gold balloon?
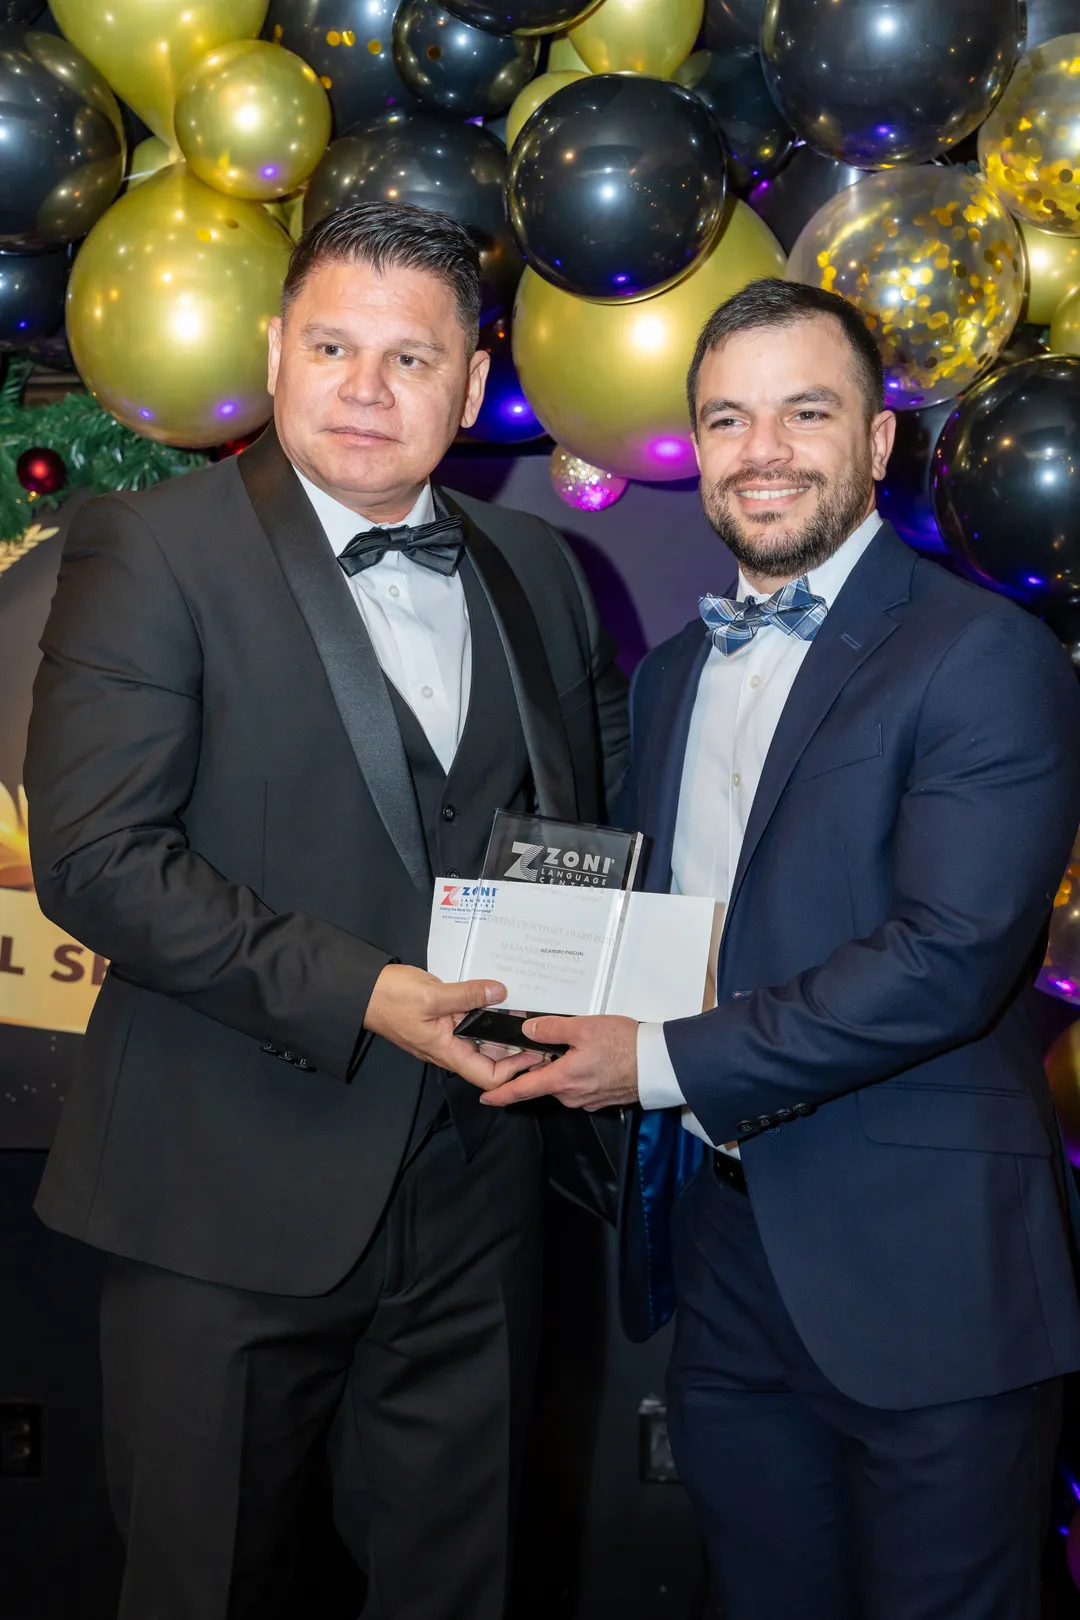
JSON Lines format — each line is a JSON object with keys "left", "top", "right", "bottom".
{"left": 979, "top": 32, "right": 1080, "bottom": 236}
{"left": 506, "top": 70, "right": 587, "bottom": 147}
{"left": 513, "top": 198, "right": 785, "bottom": 480}
{"left": 547, "top": 33, "right": 592, "bottom": 72}
{"left": 1023, "top": 219, "right": 1080, "bottom": 324}
{"left": 174, "top": 40, "right": 331, "bottom": 202}
{"left": 550, "top": 447, "right": 627, "bottom": 509}
{"left": 1051, "top": 284, "right": 1080, "bottom": 352}
{"left": 1045, "top": 1019, "right": 1080, "bottom": 1162}
{"left": 67, "top": 163, "right": 291, "bottom": 448}
{"left": 788, "top": 165, "right": 1025, "bottom": 409}
{"left": 568, "top": 0, "right": 702, "bottom": 77}
{"left": 126, "top": 136, "right": 174, "bottom": 191}
{"left": 50, "top": 0, "right": 269, "bottom": 149}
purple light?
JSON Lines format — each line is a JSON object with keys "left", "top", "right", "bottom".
{"left": 261, "top": 163, "right": 279, "bottom": 180}
{"left": 613, "top": 273, "right": 629, "bottom": 285}
{"left": 1054, "top": 978, "right": 1078, "bottom": 996}
{"left": 217, "top": 400, "right": 238, "bottom": 419}
{"left": 138, "top": 407, "right": 154, "bottom": 420}
{"left": 652, "top": 437, "right": 686, "bottom": 461}
{"left": 1026, "top": 574, "right": 1044, "bottom": 586}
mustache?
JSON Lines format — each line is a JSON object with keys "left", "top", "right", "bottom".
{"left": 712, "top": 467, "right": 828, "bottom": 498}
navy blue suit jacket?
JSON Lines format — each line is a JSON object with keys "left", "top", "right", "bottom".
{"left": 619, "top": 521, "right": 1080, "bottom": 1410}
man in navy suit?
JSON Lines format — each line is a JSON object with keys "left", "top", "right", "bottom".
{"left": 473, "top": 279, "right": 1080, "bottom": 1617}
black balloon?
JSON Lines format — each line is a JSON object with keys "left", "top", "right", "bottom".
{"left": 440, "top": 0, "right": 596, "bottom": 33}
{"left": 762, "top": 0, "right": 1022, "bottom": 167}
{"left": 677, "top": 46, "right": 795, "bottom": 188}
{"left": 0, "top": 246, "right": 67, "bottom": 350}
{"left": 263, "top": 0, "right": 420, "bottom": 134}
{"left": 507, "top": 74, "right": 727, "bottom": 301}
{"left": 1023, "top": 0, "right": 1080, "bottom": 49}
{"left": 3, "top": 1, "right": 44, "bottom": 18}
{"left": 24, "top": 320, "right": 74, "bottom": 371}
{"left": 460, "top": 315, "right": 545, "bottom": 442}
{"left": 304, "top": 112, "right": 522, "bottom": 319}
{"left": 877, "top": 399, "right": 954, "bottom": 554}
{"left": 392, "top": 0, "right": 539, "bottom": 118}
{"left": 705, "top": 0, "right": 765, "bottom": 49}
{"left": 748, "top": 144, "right": 861, "bottom": 254}
{"left": 0, "top": 25, "right": 124, "bottom": 250}
{"left": 932, "top": 356, "right": 1080, "bottom": 601}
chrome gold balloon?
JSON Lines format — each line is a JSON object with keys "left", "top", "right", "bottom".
{"left": 512, "top": 198, "right": 785, "bottom": 480}
{"left": 174, "top": 40, "right": 330, "bottom": 200}
{"left": 547, "top": 33, "right": 591, "bottom": 71}
{"left": 567, "top": 0, "right": 702, "bottom": 78}
{"left": 1050, "top": 283, "right": 1080, "bottom": 351}
{"left": 1046, "top": 1020, "right": 1080, "bottom": 1164}
{"left": 1020, "top": 218, "right": 1080, "bottom": 323}
{"left": 66, "top": 163, "right": 291, "bottom": 447}
{"left": 979, "top": 32, "right": 1080, "bottom": 235}
{"left": 126, "top": 136, "right": 174, "bottom": 192}
{"left": 788, "top": 166, "right": 1025, "bottom": 409}
{"left": 505, "top": 68, "right": 586, "bottom": 146}
{"left": 50, "top": 0, "right": 269, "bottom": 148}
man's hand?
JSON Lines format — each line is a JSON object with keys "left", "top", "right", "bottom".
{"left": 476, "top": 1013, "right": 639, "bottom": 1111}
{"left": 364, "top": 965, "right": 544, "bottom": 1089}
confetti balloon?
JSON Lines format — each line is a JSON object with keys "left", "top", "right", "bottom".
{"left": 1021, "top": 218, "right": 1080, "bottom": 323}
{"left": 980, "top": 33, "right": 1080, "bottom": 235}
{"left": 392, "top": 0, "right": 539, "bottom": 118}
{"left": 174, "top": 40, "right": 331, "bottom": 199}
{"left": 505, "top": 68, "right": 585, "bottom": 147}
{"left": 512, "top": 198, "right": 785, "bottom": 480}
{"left": 550, "top": 447, "right": 627, "bottom": 511}
{"left": 788, "top": 166, "right": 1025, "bottom": 409}
{"left": 66, "top": 163, "right": 291, "bottom": 447}
{"left": 567, "top": 0, "right": 702, "bottom": 78}
{"left": 262, "top": 0, "right": 420, "bottom": 132}
{"left": 1040, "top": 835, "right": 1080, "bottom": 1018}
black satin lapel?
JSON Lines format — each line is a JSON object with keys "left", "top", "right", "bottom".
{"left": 726, "top": 524, "right": 915, "bottom": 917}
{"left": 437, "top": 488, "right": 577, "bottom": 820}
{"left": 238, "top": 426, "right": 431, "bottom": 893}
{"left": 643, "top": 624, "right": 711, "bottom": 894}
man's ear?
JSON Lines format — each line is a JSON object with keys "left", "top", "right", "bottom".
{"left": 267, "top": 316, "right": 282, "bottom": 396}
{"left": 460, "top": 347, "right": 491, "bottom": 431}
{"left": 692, "top": 431, "right": 701, "bottom": 472}
{"left": 870, "top": 409, "right": 896, "bottom": 481}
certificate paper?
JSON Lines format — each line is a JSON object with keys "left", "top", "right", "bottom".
{"left": 458, "top": 881, "right": 626, "bottom": 1017}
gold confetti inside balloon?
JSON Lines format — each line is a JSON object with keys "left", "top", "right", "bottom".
{"left": 787, "top": 166, "right": 1024, "bottom": 409}
{"left": 979, "top": 33, "right": 1080, "bottom": 236}
{"left": 174, "top": 40, "right": 331, "bottom": 201}
{"left": 50, "top": 0, "right": 269, "bottom": 149}
{"left": 1021, "top": 216, "right": 1080, "bottom": 324}
{"left": 506, "top": 69, "right": 586, "bottom": 147}
{"left": 126, "top": 136, "right": 174, "bottom": 191}
{"left": 67, "top": 163, "right": 291, "bottom": 447}
{"left": 513, "top": 198, "right": 785, "bottom": 480}
{"left": 550, "top": 447, "right": 628, "bottom": 509}
{"left": 568, "top": 0, "right": 702, "bottom": 77}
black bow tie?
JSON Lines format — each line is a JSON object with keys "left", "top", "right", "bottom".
{"left": 337, "top": 515, "right": 465, "bottom": 578}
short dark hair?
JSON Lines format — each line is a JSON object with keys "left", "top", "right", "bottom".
{"left": 282, "top": 200, "right": 482, "bottom": 351}
{"left": 686, "top": 278, "right": 886, "bottom": 425}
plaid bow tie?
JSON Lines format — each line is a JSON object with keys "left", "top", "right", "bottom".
{"left": 700, "top": 575, "right": 827, "bottom": 656}
{"left": 338, "top": 515, "right": 464, "bottom": 578}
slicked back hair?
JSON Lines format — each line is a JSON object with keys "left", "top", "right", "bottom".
{"left": 281, "top": 200, "right": 482, "bottom": 352}
{"left": 686, "top": 278, "right": 886, "bottom": 426}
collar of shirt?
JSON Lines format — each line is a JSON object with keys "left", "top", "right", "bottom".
{"left": 294, "top": 469, "right": 437, "bottom": 556}
{"left": 735, "top": 508, "right": 883, "bottom": 607}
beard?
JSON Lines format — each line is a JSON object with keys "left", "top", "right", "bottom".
{"left": 701, "top": 445, "right": 875, "bottom": 579}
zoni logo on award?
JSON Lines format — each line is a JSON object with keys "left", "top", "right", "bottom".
{"left": 503, "top": 841, "right": 617, "bottom": 886}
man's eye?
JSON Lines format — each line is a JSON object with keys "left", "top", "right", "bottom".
{"left": 794, "top": 410, "right": 826, "bottom": 422}
{"left": 398, "top": 353, "right": 421, "bottom": 368}
{"left": 708, "top": 416, "right": 741, "bottom": 430}
{"left": 320, "top": 344, "right": 343, "bottom": 358}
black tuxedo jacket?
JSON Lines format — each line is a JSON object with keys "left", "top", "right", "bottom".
{"left": 26, "top": 427, "right": 628, "bottom": 1294}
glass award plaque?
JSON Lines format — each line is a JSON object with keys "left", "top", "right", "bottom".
{"left": 454, "top": 812, "right": 644, "bottom": 1052}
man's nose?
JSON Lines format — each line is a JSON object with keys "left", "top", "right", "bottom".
{"left": 338, "top": 356, "right": 394, "bottom": 408}
{"left": 740, "top": 416, "right": 794, "bottom": 465}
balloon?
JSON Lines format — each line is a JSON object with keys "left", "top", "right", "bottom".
{"left": 876, "top": 398, "right": 954, "bottom": 553}
{"left": 704, "top": 0, "right": 763, "bottom": 49}
{"left": 0, "top": 25, "right": 125, "bottom": 250}
{"left": 787, "top": 166, "right": 1025, "bottom": 410}
{"left": 675, "top": 47, "right": 795, "bottom": 188}
{"left": 508, "top": 75, "right": 727, "bottom": 300}
{"left": 459, "top": 315, "right": 545, "bottom": 441}
{"left": 931, "top": 355, "right": 1080, "bottom": 599}
{"left": 980, "top": 33, "right": 1080, "bottom": 235}
{"left": 303, "top": 112, "right": 522, "bottom": 320}
{"left": 550, "top": 446, "right": 627, "bottom": 509}
{"left": 25, "top": 323, "right": 75, "bottom": 371}
{"left": 392, "top": 0, "right": 539, "bottom": 117}
{"left": 441, "top": 0, "right": 599, "bottom": 33}
{"left": 3, "top": 1, "right": 44, "bottom": 17}
{"left": 1021, "top": 219, "right": 1080, "bottom": 324}
{"left": 1024, "top": 0, "right": 1080, "bottom": 50}
{"left": 50, "top": 0, "right": 268, "bottom": 149}
{"left": 1051, "top": 283, "right": 1080, "bottom": 353}
{"left": 505, "top": 68, "right": 585, "bottom": 147}
{"left": 761, "top": 0, "right": 1022, "bottom": 168}
{"left": 66, "top": 163, "right": 291, "bottom": 447}
{"left": 126, "top": 136, "right": 173, "bottom": 191}
{"left": 748, "top": 145, "right": 862, "bottom": 255}
{"left": 0, "top": 248, "right": 68, "bottom": 350}
{"left": 1046, "top": 1023, "right": 1080, "bottom": 1165}
{"left": 263, "top": 0, "right": 420, "bottom": 133}
{"left": 547, "top": 32, "right": 590, "bottom": 71}
{"left": 174, "top": 40, "right": 331, "bottom": 200}
{"left": 512, "top": 197, "right": 786, "bottom": 480}
{"left": 567, "top": 0, "right": 702, "bottom": 78}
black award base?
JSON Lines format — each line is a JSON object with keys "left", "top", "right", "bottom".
{"left": 453, "top": 1007, "right": 569, "bottom": 1055}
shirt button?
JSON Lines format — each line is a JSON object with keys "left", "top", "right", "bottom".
{"left": 732, "top": 772, "right": 741, "bottom": 787}
{"left": 749, "top": 674, "right": 762, "bottom": 689}
{"left": 388, "top": 584, "right": 400, "bottom": 599}
{"left": 421, "top": 684, "right": 434, "bottom": 699}
{"left": 442, "top": 805, "right": 457, "bottom": 822}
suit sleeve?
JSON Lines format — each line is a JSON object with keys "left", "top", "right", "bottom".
{"left": 25, "top": 496, "right": 392, "bottom": 1082}
{"left": 665, "top": 608, "right": 1080, "bottom": 1144}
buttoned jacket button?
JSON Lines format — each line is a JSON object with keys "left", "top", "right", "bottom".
{"left": 735, "top": 1119, "right": 755, "bottom": 1134}
{"left": 441, "top": 804, "right": 456, "bottom": 821}
{"left": 755, "top": 1115, "right": 773, "bottom": 1131}
{"left": 793, "top": 1102, "right": 815, "bottom": 1117}
{"left": 776, "top": 1107, "right": 796, "bottom": 1122}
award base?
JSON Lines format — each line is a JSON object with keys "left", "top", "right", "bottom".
{"left": 453, "top": 1007, "right": 569, "bottom": 1055}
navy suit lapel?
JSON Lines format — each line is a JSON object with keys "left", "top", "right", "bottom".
{"left": 726, "top": 522, "right": 916, "bottom": 917}
{"left": 641, "top": 622, "right": 711, "bottom": 893}
{"left": 238, "top": 425, "right": 431, "bottom": 894}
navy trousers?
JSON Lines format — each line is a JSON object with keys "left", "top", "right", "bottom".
{"left": 666, "top": 1162, "right": 1062, "bottom": 1620}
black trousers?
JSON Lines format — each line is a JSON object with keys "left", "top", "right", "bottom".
{"left": 666, "top": 1163, "right": 1062, "bottom": 1620}
{"left": 99, "top": 1112, "right": 544, "bottom": 1620}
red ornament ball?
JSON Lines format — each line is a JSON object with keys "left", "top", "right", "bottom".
{"left": 16, "top": 446, "right": 67, "bottom": 496}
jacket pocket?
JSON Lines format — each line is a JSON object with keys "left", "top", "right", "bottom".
{"left": 858, "top": 1082, "right": 1052, "bottom": 1156}
{"left": 795, "top": 721, "right": 883, "bottom": 783}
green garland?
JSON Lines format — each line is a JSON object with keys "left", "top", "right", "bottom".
{"left": 0, "top": 358, "right": 207, "bottom": 545}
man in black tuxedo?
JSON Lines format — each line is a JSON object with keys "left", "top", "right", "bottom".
{"left": 25, "top": 201, "right": 626, "bottom": 1620}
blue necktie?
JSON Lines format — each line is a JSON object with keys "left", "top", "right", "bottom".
{"left": 700, "top": 575, "right": 827, "bottom": 656}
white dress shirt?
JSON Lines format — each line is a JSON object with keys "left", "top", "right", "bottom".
{"left": 297, "top": 471, "right": 471, "bottom": 774}
{"left": 636, "top": 509, "right": 883, "bottom": 1150}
